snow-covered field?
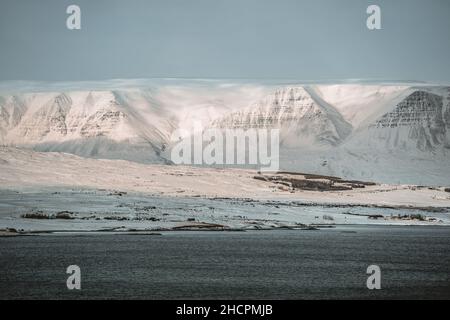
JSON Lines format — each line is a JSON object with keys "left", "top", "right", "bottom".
{"left": 1, "top": 147, "right": 450, "bottom": 234}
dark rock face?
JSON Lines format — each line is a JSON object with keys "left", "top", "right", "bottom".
{"left": 48, "top": 94, "right": 72, "bottom": 135}
{"left": 374, "top": 91, "right": 444, "bottom": 129}
{"left": 80, "top": 109, "right": 127, "bottom": 137}
{"left": 369, "top": 90, "right": 450, "bottom": 151}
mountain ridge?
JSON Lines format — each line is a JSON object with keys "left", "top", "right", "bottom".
{"left": 1, "top": 83, "right": 449, "bottom": 184}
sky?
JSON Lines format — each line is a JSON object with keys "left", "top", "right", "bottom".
{"left": 0, "top": 0, "right": 449, "bottom": 82}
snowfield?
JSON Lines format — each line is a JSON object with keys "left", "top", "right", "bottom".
{"left": 1, "top": 147, "right": 450, "bottom": 233}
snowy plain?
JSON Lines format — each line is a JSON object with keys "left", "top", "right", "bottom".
{"left": 1, "top": 147, "right": 450, "bottom": 233}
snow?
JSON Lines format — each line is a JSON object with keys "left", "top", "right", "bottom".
{"left": 1, "top": 80, "right": 450, "bottom": 233}
{"left": 311, "top": 84, "right": 413, "bottom": 128}
{"left": 0, "top": 147, "right": 449, "bottom": 232}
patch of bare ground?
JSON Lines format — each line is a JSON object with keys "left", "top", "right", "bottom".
{"left": 254, "top": 171, "right": 376, "bottom": 192}
{"left": 21, "top": 211, "right": 76, "bottom": 219}
{"left": 172, "top": 222, "right": 229, "bottom": 231}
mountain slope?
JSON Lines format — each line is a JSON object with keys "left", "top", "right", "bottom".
{"left": 346, "top": 89, "right": 450, "bottom": 153}
{"left": 211, "top": 87, "right": 352, "bottom": 148}
{"left": 278, "top": 87, "right": 450, "bottom": 185}
{"left": 0, "top": 90, "right": 175, "bottom": 162}
{"left": 1, "top": 81, "right": 449, "bottom": 185}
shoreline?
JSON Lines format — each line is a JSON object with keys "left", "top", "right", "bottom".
{"left": 3, "top": 223, "right": 450, "bottom": 238}
{"left": 2, "top": 186, "right": 449, "bottom": 235}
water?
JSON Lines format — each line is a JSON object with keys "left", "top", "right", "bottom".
{"left": 1, "top": 225, "right": 450, "bottom": 299}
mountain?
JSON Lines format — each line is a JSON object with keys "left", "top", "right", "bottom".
{"left": 281, "top": 86, "right": 450, "bottom": 185}
{"left": 0, "top": 80, "right": 449, "bottom": 185}
{"left": 0, "top": 82, "right": 266, "bottom": 162}
{"left": 0, "top": 90, "right": 177, "bottom": 163}
{"left": 211, "top": 86, "right": 352, "bottom": 148}
{"left": 199, "top": 84, "right": 450, "bottom": 185}
{"left": 351, "top": 89, "right": 450, "bottom": 152}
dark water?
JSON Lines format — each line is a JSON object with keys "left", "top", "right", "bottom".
{"left": 1, "top": 225, "right": 450, "bottom": 300}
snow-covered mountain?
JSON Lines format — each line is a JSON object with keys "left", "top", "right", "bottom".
{"left": 0, "top": 90, "right": 179, "bottom": 163}
{"left": 351, "top": 89, "right": 450, "bottom": 152}
{"left": 1, "top": 80, "right": 449, "bottom": 185}
{"left": 280, "top": 86, "right": 450, "bottom": 185}
{"left": 211, "top": 86, "right": 352, "bottom": 148}
{"left": 208, "top": 84, "right": 450, "bottom": 184}
{"left": 0, "top": 82, "right": 268, "bottom": 162}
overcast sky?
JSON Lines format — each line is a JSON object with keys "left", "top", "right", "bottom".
{"left": 0, "top": 0, "right": 449, "bottom": 82}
